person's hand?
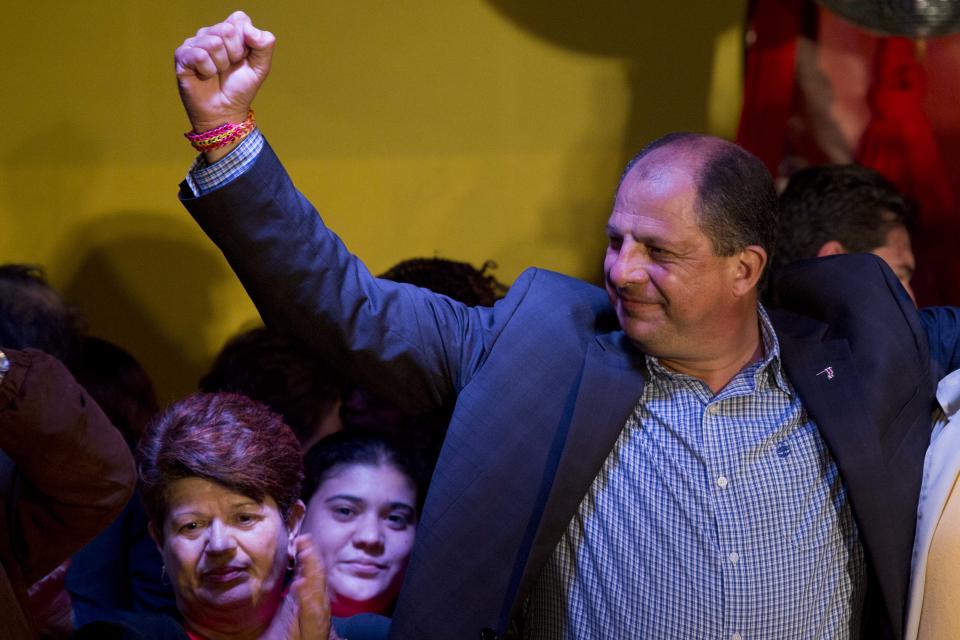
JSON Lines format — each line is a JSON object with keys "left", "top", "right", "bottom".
{"left": 27, "top": 560, "right": 74, "bottom": 638}
{"left": 174, "top": 11, "right": 275, "bottom": 134}
{"left": 261, "top": 535, "right": 337, "bottom": 640}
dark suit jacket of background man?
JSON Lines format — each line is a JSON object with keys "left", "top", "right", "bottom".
{"left": 182, "top": 140, "right": 960, "bottom": 640}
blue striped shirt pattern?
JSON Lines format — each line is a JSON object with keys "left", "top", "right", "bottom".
{"left": 524, "top": 307, "right": 865, "bottom": 639}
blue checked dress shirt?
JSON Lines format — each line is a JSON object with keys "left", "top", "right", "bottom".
{"left": 185, "top": 128, "right": 265, "bottom": 196}
{"left": 189, "top": 136, "right": 867, "bottom": 639}
{"left": 524, "top": 307, "right": 865, "bottom": 640}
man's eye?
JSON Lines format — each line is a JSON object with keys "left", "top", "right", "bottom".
{"left": 332, "top": 506, "right": 355, "bottom": 519}
{"left": 608, "top": 237, "right": 623, "bottom": 251}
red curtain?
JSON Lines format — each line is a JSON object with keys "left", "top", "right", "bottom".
{"left": 735, "top": 0, "right": 805, "bottom": 176}
{"left": 737, "top": 0, "right": 960, "bottom": 305}
{"left": 856, "top": 37, "right": 960, "bottom": 305}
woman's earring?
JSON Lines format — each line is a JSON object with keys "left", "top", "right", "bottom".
{"left": 288, "top": 535, "right": 298, "bottom": 568}
{"left": 161, "top": 564, "right": 170, "bottom": 586}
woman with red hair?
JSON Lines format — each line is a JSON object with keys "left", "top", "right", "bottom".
{"left": 135, "top": 392, "right": 330, "bottom": 640}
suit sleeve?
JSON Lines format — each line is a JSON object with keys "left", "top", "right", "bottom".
{"left": 0, "top": 348, "right": 136, "bottom": 585}
{"left": 180, "top": 139, "right": 531, "bottom": 414}
{"left": 920, "top": 306, "right": 960, "bottom": 381}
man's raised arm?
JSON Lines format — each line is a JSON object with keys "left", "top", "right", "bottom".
{"left": 174, "top": 13, "right": 534, "bottom": 415}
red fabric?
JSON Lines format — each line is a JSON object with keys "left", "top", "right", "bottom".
{"left": 735, "top": 0, "right": 806, "bottom": 176}
{"left": 856, "top": 38, "right": 960, "bottom": 305}
{"left": 737, "top": 3, "right": 960, "bottom": 304}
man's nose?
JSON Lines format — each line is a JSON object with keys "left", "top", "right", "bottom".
{"left": 609, "top": 244, "right": 650, "bottom": 288}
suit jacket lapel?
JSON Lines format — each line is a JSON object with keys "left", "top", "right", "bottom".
{"left": 776, "top": 322, "right": 904, "bottom": 631}
{"left": 508, "top": 332, "right": 646, "bottom": 616}
{"left": 778, "top": 329, "right": 885, "bottom": 477}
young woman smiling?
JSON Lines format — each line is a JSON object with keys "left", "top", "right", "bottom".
{"left": 301, "top": 432, "right": 424, "bottom": 618}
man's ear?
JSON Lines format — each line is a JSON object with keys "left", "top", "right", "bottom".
{"left": 732, "top": 245, "right": 767, "bottom": 296}
{"left": 816, "top": 240, "right": 848, "bottom": 257}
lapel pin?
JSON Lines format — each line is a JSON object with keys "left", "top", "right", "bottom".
{"left": 816, "top": 366, "right": 835, "bottom": 380}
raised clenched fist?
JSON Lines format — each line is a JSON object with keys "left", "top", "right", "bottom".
{"left": 175, "top": 11, "right": 275, "bottom": 136}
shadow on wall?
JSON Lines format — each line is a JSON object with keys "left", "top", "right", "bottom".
{"left": 53, "top": 212, "right": 232, "bottom": 403}
{"left": 495, "top": 96, "right": 624, "bottom": 287}
{"left": 1, "top": 121, "right": 232, "bottom": 402}
{"left": 0, "top": 123, "right": 103, "bottom": 258}
{"left": 485, "top": 0, "right": 743, "bottom": 284}
{"left": 485, "top": 1, "right": 740, "bottom": 154}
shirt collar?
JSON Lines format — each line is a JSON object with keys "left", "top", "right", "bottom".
{"left": 756, "top": 304, "right": 792, "bottom": 395}
{"left": 643, "top": 303, "right": 792, "bottom": 396}
{"left": 937, "top": 367, "right": 960, "bottom": 419}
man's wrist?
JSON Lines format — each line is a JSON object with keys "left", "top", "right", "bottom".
{"left": 186, "top": 128, "right": 264, "bottom": 196}
{"left": 189, "top": 110, "right": 250, "bottom": 134}
{"left": 185, "top": 111, "right": 256, "bottom": 163}
{"left": 204, "top": 136, "right": 246, "bottom": 164}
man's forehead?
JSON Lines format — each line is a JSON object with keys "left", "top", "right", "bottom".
{"left": 622, "top": 144, "right": 705, "bottom": 185}
{"left": 617, "top": 153, "right": 701, "bottom": 205}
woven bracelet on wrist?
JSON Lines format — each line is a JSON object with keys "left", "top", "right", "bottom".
{"left": 184, "top": 110, "right": 256, "bottom": 152}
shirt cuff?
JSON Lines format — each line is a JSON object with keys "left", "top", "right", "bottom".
{"left": 184, "top": 128, "right": 265, "bottom": 197}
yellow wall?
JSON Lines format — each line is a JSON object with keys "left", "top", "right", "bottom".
{"left": 2, "top": 1, "right": 745, "bottom": 401}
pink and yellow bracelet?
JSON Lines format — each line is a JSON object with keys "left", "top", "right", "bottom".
{"left": 184, "top": 110, "right": 256, "bottom": 152}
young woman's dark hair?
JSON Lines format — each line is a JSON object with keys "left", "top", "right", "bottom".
{"left": 302, "top": 430, "right": 427, "bottom": 511}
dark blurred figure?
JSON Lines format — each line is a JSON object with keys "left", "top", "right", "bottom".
{"left": 0, "top": 265, "right": 138, "bottom": 637}
{"left": 775, "top": 164, "right": 918, "bottom": 302}
{"left": 71, "top": 337, "right": 159, "bottom": 448}
{"left": 199, "top": 327, "right": 346, "bottom": 451}
{"left": 0, "top": 264, "right": 84, "bottom": 366}
{"left": 379, "top": 258, "right": 508, "bottom": 307}
{"left": 0, "top": 348, "right": 135, "bottom": 638}
{"left": 65, "top": 337, "right": 178, "bottom": 629}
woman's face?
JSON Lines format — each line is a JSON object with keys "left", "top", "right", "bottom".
{"left": 304, "top": 462, "right": 417, "bottom": 617}
{"left": 155, "top": 477, "right": 304, "bottom": 635}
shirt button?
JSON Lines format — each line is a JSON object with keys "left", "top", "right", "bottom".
{"left": 716, "top": 475, "right": 729, "bottom": 489}
{"left": 707, "top": 404, "right": 720, "bottom": 414}
{"left": 728, "top": 551, "right": 740, "bottom": 564}
{"left": 732, "top": 634, "right": 743, "bottom": 640}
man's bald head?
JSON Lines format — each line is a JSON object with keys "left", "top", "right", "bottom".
{"left": 621, "top": 133, "right": 779, "bottom": 265}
